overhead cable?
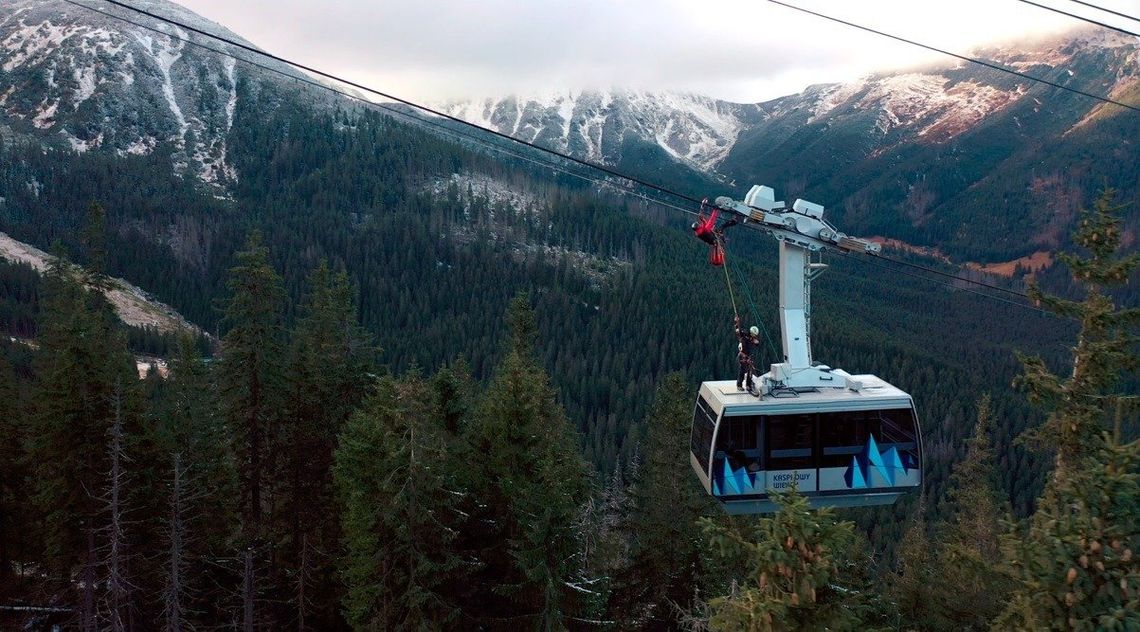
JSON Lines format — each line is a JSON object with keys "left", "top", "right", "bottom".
{"left": 62, "top": 0, "right": 701, "bottom": 220}
{"left": 767, "top": 0, "right": 1140, "bottom": 113}
{"left": 840, "top": 252, "right": 1058, "bottom": 317}
{"left": 1015, "top": 0, "right": 1140, "bottom": 37}
{"left": 72, "top": 0, "right": 705, "bottom": 208}
{"left": 1065, "top": 0, "right": 1140, "bottom": 24}
{"left": 64, "top": 0, "right": 1068, "bottom": 314}
{"left": 863, "top": 252, "right": 1032, "bottom": 299}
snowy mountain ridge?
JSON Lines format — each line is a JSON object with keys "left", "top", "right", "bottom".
{"left": 441, "top": 89, "right": 761, "bottom": 172}
{"left": 442, "top": 30, "right": 1139, "bottom": 175}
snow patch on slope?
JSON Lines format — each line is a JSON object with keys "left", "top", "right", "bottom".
{"left": 427, "top": 172, "right": 546, "bottom": 224}
{"left": 72, "top": 64, "right": 96, "bottom": 106}
{"left": 2, "top": 19, "right": 76, "bottom": 72}
{"left": 32, "top": 99, "right": 58, "bottom": 128}
{"left": 131, "top": 27, "right": 189, "bottom": 141}
{"left": 850, "top": 73, "right": 1024, "bottom": 138}
{"left": 809, "top": 82, "right": 865, "bottom": 121}
{"left": 124, "top": 137, "right": 157, "bottom": 156}
{"left": 426, "top": 173, "right": 630, "bottom": 287}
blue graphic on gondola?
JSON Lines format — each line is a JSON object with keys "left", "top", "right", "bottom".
{"left": 844, "top": 435, "right": 910, "bottom": 489}
{"left": 713, "top": 458, "right": 756, "bottom": 496}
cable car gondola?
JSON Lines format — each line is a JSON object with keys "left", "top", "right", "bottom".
{"left": 689, "top": 185, "right": 923, "bottom": 514}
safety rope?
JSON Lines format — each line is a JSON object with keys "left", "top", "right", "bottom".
{"left": 720, "top": 239, "right": 738, "bottom": 320}
{"left": 723, "top": 248, "right": 781, "bottom": 367}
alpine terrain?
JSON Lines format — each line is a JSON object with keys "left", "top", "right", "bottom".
{"left": 0, "top": 0, "right": 1136, "bottom": 630}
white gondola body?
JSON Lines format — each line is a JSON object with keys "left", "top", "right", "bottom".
{"left": 691, "top": 379, "right": 922, "bottom": 513}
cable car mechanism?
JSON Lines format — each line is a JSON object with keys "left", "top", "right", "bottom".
{"left": 690, "top": 185, "right": 923, "bottom": 514}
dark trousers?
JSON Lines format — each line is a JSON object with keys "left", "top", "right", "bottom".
{"left": 737, "top": 360, "right": 754, "bottom": 389}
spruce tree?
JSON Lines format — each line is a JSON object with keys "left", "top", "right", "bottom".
{"left": 27, "top": 254, "right": 137, "bottom": 588}
{"left": 701, "top": 490, "right": 864, "bottom": 631}
{"left": 893, "top": 397, "right": 1013, "bottom": 630}
{"left": 430, "top": 358, "right": 474, "bottom": 437}
{"left": 279, "top": 260, "right": 375, "bottom": 628}
{"left": 217, "top": 231, "right": 285, "bottom": 543}
{"left": 931, "top": 395, "right": 1012, "bottom": 629}
{"left": 612, "top": 373, "right": 713, "bottom": 629}
{"left": 999, "top": 189, "right": 1139, "bottom": 629}
{"left": 334, "top": 374, "right": 462, "bottom": 629}
{"left": 998, "top": 441, "right": 1139, "bottom": 630}
{"left": 1015, "top": 189, "right": 1139, "bottom": 479}
{"left": 889, "top": 504, "right": 942, "bottom": 629}
{"left": 158, "top": 337, "right": 238, "bottom": 628}
{"left": 460, "top": 293, "right": 592, "bottom": 628}
{"left": 0, "top": 350, "right": 24, "bottom": 587}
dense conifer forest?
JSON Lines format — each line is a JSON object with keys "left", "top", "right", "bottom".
{"left": 0, "top": 81, "right": 1135, "bottom": 629}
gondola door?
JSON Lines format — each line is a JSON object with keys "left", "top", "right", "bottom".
{"left": 763, "top": 414, "right": 817, "bottom": 494}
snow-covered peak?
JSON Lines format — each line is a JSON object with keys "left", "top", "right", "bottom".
{"left": 441, "top": 89, "right": 758, "bottom": 171}
{"left": 788, "top": 27, "right": 1138, "bottom": 143}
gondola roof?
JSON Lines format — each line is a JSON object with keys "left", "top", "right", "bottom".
{"left": 698, "top": 375, "right": 913, "bottom": 417}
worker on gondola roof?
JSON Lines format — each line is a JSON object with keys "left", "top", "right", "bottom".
{"left": 734, "top": 315, "right": 760, "bottom": 393}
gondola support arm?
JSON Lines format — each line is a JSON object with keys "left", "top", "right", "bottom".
{"left": 713, "top": 185, "right": 881, "bottom": 393}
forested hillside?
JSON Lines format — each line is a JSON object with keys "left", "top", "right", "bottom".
{"left": 0, "top": 184, "right": 1134, "bottom": 629}
{"left": 0, "top": 79, "right": 1070, "bottom": 501}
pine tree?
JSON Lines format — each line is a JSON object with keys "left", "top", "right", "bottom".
{"left": 333, "top": 374, "right": 462, "bottom": 630}
{"left": 999, "top": 189, "right": 1140, "bottom": 629}
{"left": 701, "top": 490, "right": 864, "bottom": 632}
{"left": 459, "top": 293, "right": 592, "bottom": 627}
{"left": 613, "top": 373, "right": 713, "bottom": 629}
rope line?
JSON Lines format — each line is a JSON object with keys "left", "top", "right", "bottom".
{"left": 724, "top": 249, "right": 781, "bottom": 366}
{"left": 721, "top": 244, "right": 739, "bottom": 320}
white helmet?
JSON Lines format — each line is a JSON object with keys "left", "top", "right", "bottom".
{"left": 749, "top": 326, "right": 759, "bottom": 337}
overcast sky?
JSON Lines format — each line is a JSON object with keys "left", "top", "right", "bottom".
{"left": 172, "top": 0, "right": 1140, "bottom": 103}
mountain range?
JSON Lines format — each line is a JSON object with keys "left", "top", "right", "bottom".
{"left": 441, "top": 30, "right": 1139, "bottom": 261}
{"left": 3, "top": 1, "right": 1137, "bottom": 263}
